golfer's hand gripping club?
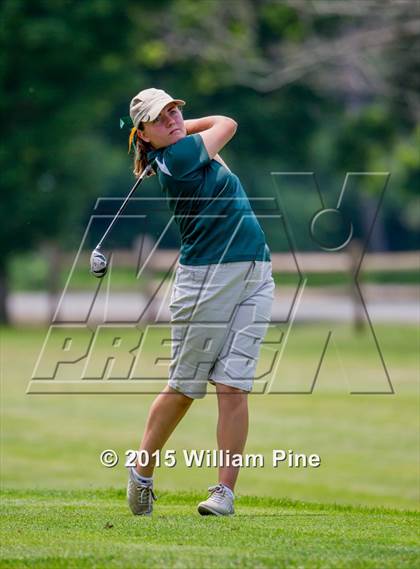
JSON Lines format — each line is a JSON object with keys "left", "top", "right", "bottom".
{"left": 90, "top": 163, "right": 154, "bottom": 278}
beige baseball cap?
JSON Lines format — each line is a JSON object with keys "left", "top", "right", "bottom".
{"left": 129, "top": 88, "right": 185, "bottom": 127}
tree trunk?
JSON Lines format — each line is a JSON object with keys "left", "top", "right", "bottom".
{"left": 0, "top": 259, "right": 10, "bottom": 325}
{"left": 360, "top": 194, "right": 388, "bottom": 252}
{"left": 42, "top": 242, "right": 62, "bottom": 322}
{"left": 348, "top": 239, "right": 365, "bottom": 334}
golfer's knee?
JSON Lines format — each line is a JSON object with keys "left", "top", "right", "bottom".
{"left": 165, "top": 385, "right": 196, "bottom": 406}
{"left": 216, "top": 384, "right": 249, "bottom": 410}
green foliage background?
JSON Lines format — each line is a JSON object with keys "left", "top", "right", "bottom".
{"left": 1, "top": 0, "right": 419, "bottom": 291}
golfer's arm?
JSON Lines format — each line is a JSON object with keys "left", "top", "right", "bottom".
{"left": 213, "top": 153, "right": 231, "bottom": 171}
{"left": 184, "top": 117, "right": 221, "bottom": 135}
{"left": 184, "top": 116, "right": 237, "bottom": 159}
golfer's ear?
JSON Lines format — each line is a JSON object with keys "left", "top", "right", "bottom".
{"left": 137, "top": 129, "right": 150, "bottom": 143}
{"left": 200, "top": 117, "right": 237, "bottom": 159}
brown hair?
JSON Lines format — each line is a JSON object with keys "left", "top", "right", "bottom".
{"left": 129, "top": 124, "right": 154, "bottom": 178}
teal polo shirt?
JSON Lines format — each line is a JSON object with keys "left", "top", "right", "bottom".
{"left": 147, "top": 133, "right": 270, "bottom": 266}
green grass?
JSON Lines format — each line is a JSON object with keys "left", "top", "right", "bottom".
{"left": 1, "top": 324, "right": 418, "bottom": 567}
{"left": 1, "top": 325, "right": 418, "bottom": 507}
{"left": 274, "top": 269, "right": 420, "bottom": 287}
{"left": 1, "top": 489, "right": 418, "bottom": 568}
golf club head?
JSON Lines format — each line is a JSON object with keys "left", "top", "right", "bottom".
{"left": 90, "top": 247, "right": 108, "bottom": 278}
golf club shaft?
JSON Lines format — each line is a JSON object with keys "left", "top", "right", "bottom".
{"left": 96, "top": 163, "right": 153, "bottom": 250}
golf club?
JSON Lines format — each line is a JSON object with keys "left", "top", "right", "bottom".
{"left": 90, "top": 162, "right": 154, "bottom": 278}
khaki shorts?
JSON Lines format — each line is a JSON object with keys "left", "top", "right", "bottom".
{"left": 168, "top": 260, "right": 274, "bottom": 399}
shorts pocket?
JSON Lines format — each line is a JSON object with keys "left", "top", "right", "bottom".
{"left": 177, "top": 265, "right": 210, "bottom": 284}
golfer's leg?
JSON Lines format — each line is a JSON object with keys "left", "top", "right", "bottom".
{"left": 216, "top": 383, "right": 249, "bottom": 491}
{"left": 136, "top": 385, "right": 193, "bottom": 477}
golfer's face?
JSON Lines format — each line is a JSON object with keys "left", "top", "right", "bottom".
{"left": 141, "top": 103, "right": 186, "bottom": 149}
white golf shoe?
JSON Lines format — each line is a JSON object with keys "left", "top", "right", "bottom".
{"left": 127, "top": 469, "right": 157, "bottom": 516}
{"left": 197, "top": 484, "right": 235, "bottom": 516}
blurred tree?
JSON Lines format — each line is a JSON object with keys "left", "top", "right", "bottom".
{"left": 1, "top": 0, "right": 419, "bottom": 323}
{"left": 0, "top": 0, "right": 138, "bottom": 322}
{"left": 124, "top": 0, "right": 419, "bottom": 253}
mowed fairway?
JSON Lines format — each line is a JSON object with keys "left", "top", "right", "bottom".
{"left": 1, "top": 324, "right": 419, "bottom": 567}
{"left": 1, "top": 489, "right": 418, "bottom": 569}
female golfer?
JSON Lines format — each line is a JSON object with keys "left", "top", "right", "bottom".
{"left": 126, "top": 88, "right": 274, "bottom": 516}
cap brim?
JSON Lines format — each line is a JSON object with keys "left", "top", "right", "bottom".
{"left": 148, "top": 98, "right": 186, "bottom": 121}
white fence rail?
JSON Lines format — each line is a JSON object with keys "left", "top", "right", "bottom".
{"left": 62, "top": 249, "right": 419, "bottom": 272}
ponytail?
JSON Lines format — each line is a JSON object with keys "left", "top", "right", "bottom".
{"left": 128, "top": 125, "right": 155, "bottom": 178}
